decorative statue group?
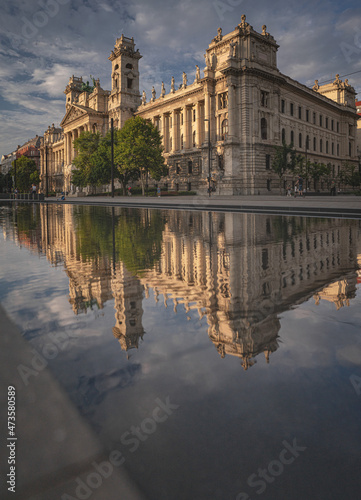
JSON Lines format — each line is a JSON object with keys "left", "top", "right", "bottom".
{"left": 141, "top": 65, "right": 201, "bottom": 104}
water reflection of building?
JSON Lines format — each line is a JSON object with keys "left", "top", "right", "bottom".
{"left": 2, "top": 205, "right": 361, "bottom": 369}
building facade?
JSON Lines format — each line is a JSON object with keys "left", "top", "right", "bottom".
{"left": 40, "top": 14, "right": 359, "bottom": 195}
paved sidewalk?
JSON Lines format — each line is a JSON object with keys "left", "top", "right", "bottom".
{"left": 43, "top": 194, "right": 361, "bottom": 218}
{"left": 0, "top": 305, "right": 146, "bottom": 500}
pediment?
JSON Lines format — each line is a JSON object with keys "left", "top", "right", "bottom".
{"left": 60, "top": 105, "right": 88, "bottom": 127}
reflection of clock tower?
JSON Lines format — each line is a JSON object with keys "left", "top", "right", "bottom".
{"left": 112, "top": 264, "right": 145, "bottom": 351}
{"left": 108, "top": 35, "right": 142, "bottom": 129}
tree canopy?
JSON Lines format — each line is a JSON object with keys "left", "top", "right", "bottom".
{"left": 271, "top": 142, "right": 297, "bottom": 193}
{"left": 10, "top": 156, "right": 40, "bottom": 192}
{"left": 115, "top": 116, "right": 167, "bottom": 195}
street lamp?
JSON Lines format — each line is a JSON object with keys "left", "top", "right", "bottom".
{"left": 204, "top": 118, "right": 211, "bottom": 197}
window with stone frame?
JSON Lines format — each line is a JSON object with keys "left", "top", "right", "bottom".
{"left": 265, "top": 154, "right": 271, "bottom": 170}
{"left": 176, "top": 162, "right": 181, "bottom": 174}
{"left": 261, "top": 91, "right": 269, "bottom": 108}
{"left": 218, "top": 92, "right": 228, "bottom": 110}
{"left": 193, "top": 131, "right": 196, "bottom": 147}
{"left": 193, "top": 109, "right": 196, "bottom": 122}
{"left": 221, "top": 119, "right": 229, "bottom": 140}
{"left": 188, "top": 160, "right": 193, "bottom": 174}
{"left": 261, "top": 118, "right": 267, "bottom": 140}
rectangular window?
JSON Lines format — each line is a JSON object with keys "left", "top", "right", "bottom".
{"left": 331, "top": 119, "right": 334, "bottom": 131}
{"left": 290, "top": 103, "right": 294, "bottom": 116}
{"left": 313, "top": 112, "right": 316, "bottom": 124}
{"left": 337, "top": 122, "right": 339, "bottom": 133}
{"left": 281, "top": 100, "right": 285, "bottom": 113}
{"left": 319, "top": 115, "right": 323, "bottom": 127}
{"left": 298, "top": 106, "right": 302, "bottom": 119}
{"left": 193, "top": 109, "right": 196, "bottom": 122}
{"left": 261, "top": 91, "right": 269, "bottom": 107}
{"left": 218, "top": 92, "right": 228, "bottom": 109}
{"left": 266, "top": 154, "right": 271, "bottom": 170}
{"left": 306, "top": 110, "right": 309, "bottom": 122}
{"left": 326, "top": 117, "right": 329, "bottom": 129}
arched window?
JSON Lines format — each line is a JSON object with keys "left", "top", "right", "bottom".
{"left": 320, "top": 139, "right": 323, "bottom": 152}
{"left": 290, "top": 130, "right": 294, "bottom": 145}
{"left": 349, "top": 142, "right": 352, "bottom": 156}
{"left": 261, "top": 118, "right": 267, "bottom": 140}
{"left": 299, "top": 133, "right": 302, "bottom": 148}
{"left": 306, "top": 135, "right": 310, "bottom": 150}
{"left": 326, "top": 141, "right": 329, "bottom": 154}
{"left": 221, "top": 119, "right": 228, "bottom": 140}
{"left": 188, "top": 161, "right": 193, "bottom": 174}
{"left": 313, "top": 137, "right": 316, "bottom": 151}
{"left": 126, "top": 63, "right": 133, "bottom": 70}
{"left": 281, "top": 128, "right": 285, "bottom": 142}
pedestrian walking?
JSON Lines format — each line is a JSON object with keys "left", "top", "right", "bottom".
{"left": 157, "top": 186, "right": 161, "bottom": 198}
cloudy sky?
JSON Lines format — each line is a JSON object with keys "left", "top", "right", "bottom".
{"left": 0, "top": 0, "right": 361, "bottom": 158}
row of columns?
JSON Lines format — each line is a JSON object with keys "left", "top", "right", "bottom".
{"left": 151, "top": 86, "right": 236, "bottom": 154}
{"left": 152, "top": 101, "right": 206, "bottom": 153}
{"left": 64, "top": 123, "right": 97, "bottom": 165}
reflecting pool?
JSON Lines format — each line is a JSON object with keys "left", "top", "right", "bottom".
{"left": 1, "top": 203, "right": 361, "bottom": 500}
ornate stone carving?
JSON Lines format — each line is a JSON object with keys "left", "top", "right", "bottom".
{"left": 195, "top": 65, "right": 200, "bottom": 82}
{"left": 161, "top": 81, "right": 166, "bottom": 97}
{"left": 313, "top": 79, "right": 319, "bottom": 91}
{"left": 213, "top": 27, "right": 223, "bottom": 43}
{"left": 182, "top": 72, "right": 187, "bottom": 88}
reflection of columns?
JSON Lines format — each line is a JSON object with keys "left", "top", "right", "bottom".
{"left": 171, "top": 110, "right": 177, "bottom": 152}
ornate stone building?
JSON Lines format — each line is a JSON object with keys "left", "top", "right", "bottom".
{"left": 39, "top": 15, "right": 359, "bottom": 195}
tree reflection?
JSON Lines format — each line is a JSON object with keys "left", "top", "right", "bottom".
{"left": 72, "top": 206, "right": 166, "bottom": 275}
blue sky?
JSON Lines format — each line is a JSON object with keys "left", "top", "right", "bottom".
{"left": 0, "top": 0, "right": 361, "bottom": 158}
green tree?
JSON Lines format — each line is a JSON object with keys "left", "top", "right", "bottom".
{"left": 271, "top": 142, "right": 297, "bottom": 193}
{"left": 71, "top": 131, "right": 110, "bottom": 191}
{"left": 9, "top": 156, "right": 39, "bottom": 192}
{"left": 339, "top": 162, "right": 361, "bottom": 191}
{"left": 115, "top": 116, "right": 167, "bottom": 196}
{"left": 308, "top": 162, "right": 330, "bottom": 191}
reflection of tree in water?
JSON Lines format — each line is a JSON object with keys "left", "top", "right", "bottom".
{"left": 72, "top": 206, "right": 166, "bottom": 275}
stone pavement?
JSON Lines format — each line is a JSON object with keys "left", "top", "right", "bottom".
{"left": 0, "top": 305, "right": 146, "bottom": 500}
{"left": 44, "top": 194, "right": 361, "bottom": 218}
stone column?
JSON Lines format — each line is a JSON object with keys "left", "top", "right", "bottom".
{"left": 163, "top": 113, "right": 169, "bottom": 152}
{"left": 171, "top": 110, "right": 177, "bottom": 152}
{"left": 228, "top": 84, "right": 235, "bottom": 140}
{"left": 204, "top": 93, "right": 211, "bottom": 144}
{"left": 196, "top": 101, "right": 202, "bottom": 147}
{"left": 184, "top": 106, "right": 190, "bottom": 149}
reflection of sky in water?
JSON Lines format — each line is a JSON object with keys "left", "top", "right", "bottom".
{"left": 0, "top": 204, "right": 361, "bottom": 500}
